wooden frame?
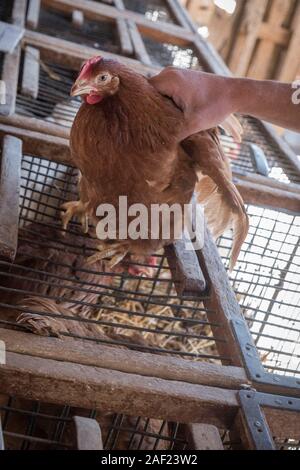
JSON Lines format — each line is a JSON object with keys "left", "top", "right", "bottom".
{"left": 0, "top": 0, "right": 297, "bottom": 214}
{"left": 0, "top": 0, "right": 27, "bottom": 116}
{"left": 0, "top": 0, "right": 300, "bottom": 450}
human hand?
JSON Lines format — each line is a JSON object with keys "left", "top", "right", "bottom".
{"left": 150, "top": 67, "right": 239, "bottom": 139}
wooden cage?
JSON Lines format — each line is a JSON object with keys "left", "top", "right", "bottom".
{"left": 0, "top": 0, "right": 299, "bottom": 451}
{"left": 208, "top": 0, "right": 300, "bottom": 82}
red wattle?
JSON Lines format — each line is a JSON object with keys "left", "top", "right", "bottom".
{"left": 86, "top": 94, "right": 103, "bottom": 105}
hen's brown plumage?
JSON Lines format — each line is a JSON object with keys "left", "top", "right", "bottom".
{"left": 65, "top": 58, "right": 248, "bottom": 269}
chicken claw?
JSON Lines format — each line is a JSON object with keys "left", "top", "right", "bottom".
{"left": 61, "top": 200, "right": 89, "bottom": 234}
{"left": 87, "top": 242, "right": 128, "bottom": 268}
{"left": 16, "top": 312, "right": 66, "bottom": 338}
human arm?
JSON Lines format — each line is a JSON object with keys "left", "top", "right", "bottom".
{"left": 149, "top": 68, "right": 300, "bottom": 138}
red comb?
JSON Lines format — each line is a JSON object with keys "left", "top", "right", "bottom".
{"left": 78, "top": 56, "right": 103, "bottom": 79}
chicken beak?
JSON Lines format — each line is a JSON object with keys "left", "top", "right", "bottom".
{"left": 70, "top": 82, "right": 95, "bottom": 97}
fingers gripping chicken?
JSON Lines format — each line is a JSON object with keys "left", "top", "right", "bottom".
{"left": 62, "top": 56, "right": 248, "bottom": 272}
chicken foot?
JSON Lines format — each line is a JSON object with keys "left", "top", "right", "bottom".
{"left": 87, "top": 242, "right": 129, "bottom": 269}
{"left": 61, "top": 200, "right": 89, "bottom": 234}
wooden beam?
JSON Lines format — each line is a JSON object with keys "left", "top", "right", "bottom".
{"left": 72, "top": 417, "right": 103, "bottom": 450}
{"left": 165, "top": 232, "right": 207, "bottom": 296}
{"left": 127, "top": 19, "right": 152, "bottom": 65}
{"left": 0, "top": 123, "right": 71, "bottom": 164}
{"left": 0, "top": 351, "right": 239, "bottom": 428}
{"left": 0, "top": 22, "right": 24, "bottom": 54}
{"left": 165, "top": 0, "right": 192, "bottom": 30}
{"left": 247, "top": 0, "right": 294, "bottom": 79}
{"left": 235, "top": 178, "right": 300, "bottom": 213}
{"left": 26, "top": 0, "right": 41, "bottom": 29}
{"left": 227, "top": 0, "right": 268, "bottom": 76}
{"left": 279, "top": 1, "right": 300, "bottom": 82}
{"left": 0, "top": 135, "right": 22, "bottom": 261}
{"left": 42, "top": 0, "right": 194, "bottom": 45}
{"left": 116, "top": 18, "right": 133, "bottom": 55}
{"left": 198, "top": 226, "right": 245, "bottom": 367}
{"left": 23, "top": 29, "right": 159, "bottom": 77}
{"left": 0, "top": 114, "right": 70, "bottom": 140}
{"left": 0, "top": 0, "right": 27, "bottom": 115}
{"left": 185, "top": 423, "right": 224, "bottom": 450}
{"left": 0, "top": 328, "right": 248, "bottom": 390}
{"left": 21, "top": 46, "right": 40, "bottom": 99}
{"left": 0, "top": 49, "right": 21, "bottom": 116}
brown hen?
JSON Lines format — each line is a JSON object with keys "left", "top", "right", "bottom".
{"left": 62, "top": 57, "right": 248, "bottom": 271}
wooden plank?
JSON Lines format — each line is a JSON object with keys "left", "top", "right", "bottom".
{"left": 0, "top": 114, "right": 70, "bottom": 140}
{"left": 0, "top": 123, "right": 71, "bottom": 164}
{"left": 27, "top": 0, "right": 41, "bottom": 29}
{"left": 228, "top": 0, "right": 269, "bottom": 76}
{"left": 0, "top": 328, "right": 248, "bottom": 390}
{"left": 235, "top": 178, "right": 300, "bottom": 213}
{"left": 127, "top": 19, "right": 152, "bottom": 65}
{"left": 198, "top": 226, "right": 245, "bottom": 367}
{"left": 72, "top": 10, "right": 84, "bottom": 28}
{"left": 72, "top": 417, "right": 103, "bottom": 450}
{"left": 0, "top": 351, "right": 239, "bottom": 428}
{"left": 185, "top": 423, "right": 224, "bottom": 450}
{"left": 116, "top": 18, "right": 133, "bottom": 55}
{"left": 0, "top": 22, "right": 24, "bottom": 54}
{"left": 0, "top": 135, "right": 22, "bottom": 261}
{"left": 42, "top": 0, "right": 194, "bottom": 45}
{"left": 21, "top": 46, "right": 40, "bottom": 99}
{"left": 12, "top": 0, "right": 27, "bottom": 28}
{"left": 247, "top": 0, "right": 295, "bottom": 79}
{"left": 279, "top": 2, "right": 300, "bottom": 82}
{"left": 165, "top": 0, "right": 192, "bottom": 29}
{"left": 0, "top": 49, "right": 20, "bottom": 116}
{"left": 165, "top": 232, "right": 207, "bottom": 296}
{"left": 24, "top": 29, "right": 160, "bottom": 77}
{"left": 0, "top": 0, "right": 27, "bottom": 115}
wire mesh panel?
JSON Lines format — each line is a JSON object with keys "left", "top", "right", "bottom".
{"left": 0, "top": 153, "right": 230, "bottom": 363}
{"left": 31, "top": 5, "right": 120, "bottom": 54}
{"left": 16, "top": 59, "right": 79, "bottom": 126}
{"left": 218, "top": 205, "right": 300, "bottom": 379}
{"left": 0, "top": 395, "right": 188, "bottom": 450}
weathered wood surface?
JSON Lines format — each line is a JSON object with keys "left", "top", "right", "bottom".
{"left": 24, "top": 29, "right": 159, "bottom": 76}
{"left": 185, "top": 423, "right": 224, "bottom": 450}
{"left": 127, "top": 19, "right": 152, "bottom": 65}
{"left": 235, "top": 178, "right": 300, "bottom": 213}
{"left": 198, "top": 225, "right": 245, "bottom": 366}
{"left": 0, "top": 123, "right": 71, "bottom": 164}
{"left": 27, "top": 0, "right": 42, "bottom": 29}
{"left": 21, "top": 46, "right": 40, "bottom": 99}
{"left": 0, "top": 22, "right": 24, "bottom": 54}
{"left": 0, "top": 328, "right": 248, "bottom": 389}
{"left": 0, "top": 0, "right": 27, "bottom": 116}
{"left": 0, "top": 49, "right": 20, "bottom": 116}
{"left": 0, "top": 350, "right": 298, "bottom": 438}
{"left": 42, "top": 0, "right": 194, "bottom": 45}
{"left": 0, "top": 114, "right": 70, "bottom": 140}
{"left": 0, "top": 351, "right": 239, "bottom": 428}
{"left": 116, "top": 18, "right": 133, "bottom": 55}
{"left": 72, "top": 416, "right": 103, "bottom": 450}
{"left": 0, "top": 136, "right": 22, "bottom": 261}
{"left": 165, "top": 232, "right": 207, "bottom": 296}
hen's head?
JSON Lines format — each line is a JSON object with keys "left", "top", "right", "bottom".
{"left": 71, "top": 56, "right": 120, "bottom": 105}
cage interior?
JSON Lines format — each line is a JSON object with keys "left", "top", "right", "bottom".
{"left": 218, "top": 206, "right": 300, "bottom": 379}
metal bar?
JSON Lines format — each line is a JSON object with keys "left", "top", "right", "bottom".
{"left": 237, "top": 390, "right": 275, "bottom": 450}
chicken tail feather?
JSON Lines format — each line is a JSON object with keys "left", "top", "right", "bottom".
{"left": 196, "top": 175, "right": 249, "bottom": 271}
{"left": 220, "top": 115, "right": 243, "bottom": 143}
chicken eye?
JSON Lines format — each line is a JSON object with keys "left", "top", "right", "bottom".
{"left": 99, "top": 74, "right": 108, "bottom": 82}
